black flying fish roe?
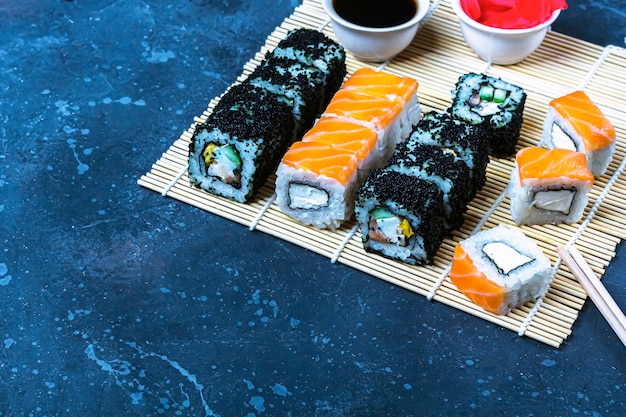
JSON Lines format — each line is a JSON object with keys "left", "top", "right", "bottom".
{"left": 276, "top": 29, "right": 347, "bottom": 97}
{"left": 209, "top": 83, "right": 294, "bottom": 143}
{"left": 414, "top": 111, "right": 489, "bottom": 195}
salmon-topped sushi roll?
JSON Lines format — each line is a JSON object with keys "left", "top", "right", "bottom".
{"left": 508, "top": 146, "right": 594, "bottom": 226}
{"left": 340, "top": 67, "right": 421, "bottom": 138}
{"left": 275, "top": 117, "right": 378, "bottom": 229}
{"left": 450, "top": 225, "right": 552, "bottom": 316}
{"left": 275, "top": 68, "right": 421, "bottom": 229}
{"left": 323, "top": 67, "right": 421, "bottom": 156}
{"left": 542, "top": 90, "right": 616, "bottom": 177}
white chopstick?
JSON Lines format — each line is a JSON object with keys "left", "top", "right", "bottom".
{"left": 557, "top": 245, "right": 626, "bottom": 347}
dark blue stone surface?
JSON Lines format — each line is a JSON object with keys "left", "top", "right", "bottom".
{"left": 1, "top": 0, "right": 624, "bottom": 416}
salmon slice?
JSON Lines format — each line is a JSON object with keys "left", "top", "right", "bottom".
{"left": 450, "top": 243, "right": 507, "bottom": 315}
{"left": 516, "top": 146, "right": 594, "bottom": 185}
{"left": 301, "top": 116, "right": 379, "bottom": 161}
{"left": 324, "top": 88, "right": 403, "bottom": 129}
{"left": 342, "top": 67, "right": 419, "bottom": 104}
{"left": 550, "top": 90, "right": 615, "bottom": 152}
{"left": 280, "top": 141, "right": 359, "bottom": 185}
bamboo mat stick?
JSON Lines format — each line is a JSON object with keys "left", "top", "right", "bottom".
{"left": 557, "top": 245, "right": 626, "bottom": 347}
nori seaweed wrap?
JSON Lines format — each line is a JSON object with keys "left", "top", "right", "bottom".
{"left": 448, "top": 72, "right": 526, "bottom": 157}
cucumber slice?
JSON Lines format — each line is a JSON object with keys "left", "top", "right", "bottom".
{"left": 493, "top": 88, "right": 508, "bottom": 103}
{"left": 479, "top": 85, "right": 494, "bottom": 101}
{"left": 219, "top": 144, "right": 242, "bottom": 165}
{"left": 371, "top": 207, "right": 394, "bottom": 220}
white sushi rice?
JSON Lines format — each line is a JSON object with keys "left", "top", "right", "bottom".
{"left": 460, "top": 225, "right": 552, "bottom": 315}
{"left": 275, "top": 163, "right": 359, "bottom": 230}
{"left": 542, "top": 106, "right": 615, "bottom": 177}
{"left": 508, "top": 159, "right": 593, "bottom": 226}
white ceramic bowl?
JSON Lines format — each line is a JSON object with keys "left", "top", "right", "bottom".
{"left": 451, "top": 0, "right": 561, "bottom": 65}
{"left": 322, "top": 0, "right": 431, "bottom": 62}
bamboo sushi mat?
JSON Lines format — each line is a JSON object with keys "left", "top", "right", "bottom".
{"left": 138, "top": 0, "right": 626, "bottom": 348}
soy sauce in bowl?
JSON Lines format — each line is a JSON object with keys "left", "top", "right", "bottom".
{"left": 322, "top": 0, "right": 429, "bottom": 62}
{"left": 332, "top": 0, "right": 418, "bottom": 28}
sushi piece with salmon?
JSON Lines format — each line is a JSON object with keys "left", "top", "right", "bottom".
{"left": 508, "top": 146, "right": 594, "bottom": 226}
{"left": 542, "top": 90, "right": 616, "bottom": 177}
{"left": 323, "top": 67, "right": 421, "bottom": 163}
{"left": 449, "top": 225, "right": 552, "bottom": 316}
{"left": 274, "top": 68, "right": 421, "bottom": 229}
{"left": 355, "top": 170, "right": 446, "bottom": 264}
{"left": 275, "top": 117, "right": 378, "bottom": 229}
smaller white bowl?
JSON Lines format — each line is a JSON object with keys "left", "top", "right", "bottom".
{"left": 451, "top": 0, "right": 561, "bottom": 65}
{"left": 322, "top": 0, "right": 430, "bottom": 62}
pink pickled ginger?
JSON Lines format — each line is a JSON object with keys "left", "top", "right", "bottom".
{"left": 460, "top": 0, "right": 568, "bottom": 29}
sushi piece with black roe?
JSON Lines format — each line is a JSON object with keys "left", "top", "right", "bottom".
{"left": 448, "top": 72, "right": 526, "bottom": 158}
{"left": 355, "top": 169, "right": 446, "bottom": 265}
{"left": 188, "top": 84, "right": 295, "bottom": 203}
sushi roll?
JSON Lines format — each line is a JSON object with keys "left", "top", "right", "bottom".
{"left": 188, "top": 29, "right": 346, "bottom": 202}
{"left": 274, "top": 117, "right": 378, "bottom": 229}
{"left": 270, "top": 28, "right": 347, "bottom": 97}
{"left": 245, "top": 57, "right": 328, "bottom": 138}
{"left": 355, "top": 170, "right": 446, "bottom": 265}
{"left": 353, "top": 109, "right": 490, "bottom": 264}
{"left": 275, "top": 68, "right": 421, "bottom": 229}
{"left": 188, "top": 83, "right": 296, "bottom": 203}
{"left": 408, "top": 111, "right": 490, "bottom": 200}
{"left": 339, "top": 67, "right": 421, "bottom": 140}
{"left": 449, "top": 225, "right": 552, "bottom": 316}
{"left": 542, "top": 90, "right": 616, "bottom": 177}
{"left": 508, "top": 146, "right": 594, "bottom": 226}
{"left": 384, "top": 142, "right": 473, "bottom": 232}
{"left": 449, "top": 72, "right": 526, "bottom": 157}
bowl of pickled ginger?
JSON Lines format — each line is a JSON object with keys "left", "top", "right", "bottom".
{"left": 451, "top": 0, "right": 567, "bottom": 65}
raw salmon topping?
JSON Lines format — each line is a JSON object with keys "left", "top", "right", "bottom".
{"left": 449, "top": 243, "right": 507, "bottom": 315}
{"left": 550, "top": 90, "right": 615, "bottom": 152}
{"left": 516, "top": 146, "right": 594, "bottom": 185}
